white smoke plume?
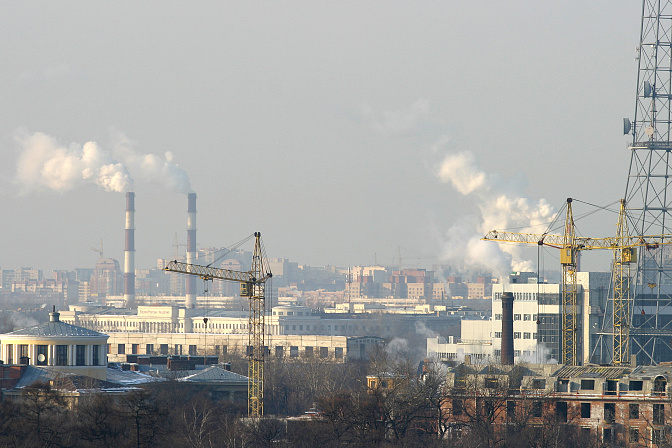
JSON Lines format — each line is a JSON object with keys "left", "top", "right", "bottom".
{"left": 415, "top": 320, "right": 438, "bottom": 339}
{"left": 364, "top": 98, "right": 433, "bottom": 136}
{"left": 110, "top": 130, "right": 192, "bottom": 194}
{"left": 518, "top": 343, "right": 558, "bottom": 364}
{"left": 14, "top": 130, "right": 192, "bottom": 194}
{"left": 436, "top": 149, "right": 555, "bottom": 276}
{"left": 15, "top": 132, "right": 132, "bottom": 193}
{"left": 0, "top": 311, "right": 39, "bottom": 333}
{"left": 385, "top": 337, "right": 410, "bottom": 356}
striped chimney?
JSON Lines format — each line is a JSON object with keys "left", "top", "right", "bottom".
{"left": 186, "top": 193, "right": 197, "bottom": 308}
{"left": 124, "top": 192, "right": 136, "bottom": 309}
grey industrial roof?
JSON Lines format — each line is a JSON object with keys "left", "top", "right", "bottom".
{"left": 628, "top": 365, "right": 672, "bottom": 380}
{"left": 5, "top": 320, "right": 105, "bottom": 338}
{"left": 13, "top": 366, "right": 134, "bottom": 392}
{"left": 551, "top": 365, "right": 632, "bottom": 379}
{"left": 105, "top": 367, "right": 165, "bottom": 385}
{"left": 178, "top": 365, "right": 248, "bottom": 384}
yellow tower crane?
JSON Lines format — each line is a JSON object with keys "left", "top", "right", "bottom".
{"left": 483, "top": 199, "right": 672, "bottom": 366}
{"left": 163, "top": 232, "right": 272, "bottom": 417}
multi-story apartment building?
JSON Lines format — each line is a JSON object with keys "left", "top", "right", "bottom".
{"left": 90, "top": 258, "right": 122, "bottom": 298}
{"left": 441, "top": 362, "right": 672, "bottom": 447}
{"left": 428, "top": 271, "right": 610, "bottom": 365}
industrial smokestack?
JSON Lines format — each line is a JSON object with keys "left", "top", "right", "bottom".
{"left": 501, "top": 291, "right": 514, "bottom": 365}
{"left": 124, "top": 192, "right": 136, "bottom": 309}
{"left": 186, "top": 193, "right": 197, "bottom": 308}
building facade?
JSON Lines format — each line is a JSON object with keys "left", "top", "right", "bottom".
{"left": 0, "top": 309, "right": 108, "bottom": 380}
{"left": 441, "top": 363, "right": 672, "bottom": 447}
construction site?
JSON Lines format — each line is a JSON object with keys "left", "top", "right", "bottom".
{"left": 6, "top": 2, "right": 672, "bottom": 447}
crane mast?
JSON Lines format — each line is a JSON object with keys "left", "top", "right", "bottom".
{"left": 613, "top": 200, "right": 635, "bottom": 365}
{"left": 164, "top": 232, "right": 272, "bottom": 417}
{"left": 560, "top": 199, "right": 579, "bottom": 366}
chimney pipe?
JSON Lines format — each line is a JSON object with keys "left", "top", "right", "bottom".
{"left": 501, "top": 291, "right": 514, "bottom": 365}
{"left": 124, "top": 192, "right": 136, "bottom": 309}
{"left": 186, "top": 193, "right": 197, "bottom": 308}
{"left": 49, "top": 306, "right": 60, "bottom": 323}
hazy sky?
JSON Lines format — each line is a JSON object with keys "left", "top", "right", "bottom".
{"left": 0, "top": 2, "right": 641, "bottom": 273}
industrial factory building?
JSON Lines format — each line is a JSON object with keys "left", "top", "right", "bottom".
{"left": 427, "top": 272, "right": 610, "bottom": 365}
{"left": 62, "top": 302, "right": 464, "bottom": 336}
{"left": 104, "top": 333, "right": 367, "bottom": 363}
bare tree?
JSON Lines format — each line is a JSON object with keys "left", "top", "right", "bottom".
{"left": 118, "top": 389, "right": 169, "bottom": 448}
{"left": 74, "top": 394, "right": 127, "bottom": 448}
{"left": 175, "top": 394, "right": 223, "bottom": 448}
{"left": 19, "top": 381, "right": 70, "bottom": 448}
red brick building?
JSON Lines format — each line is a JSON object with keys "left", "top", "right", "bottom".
{"left": 440, "top": 363, "right": 672, "bottom": 446}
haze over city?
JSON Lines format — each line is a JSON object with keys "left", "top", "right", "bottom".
{"left": 0, "top": 2, "right": 640, "bottom": 273}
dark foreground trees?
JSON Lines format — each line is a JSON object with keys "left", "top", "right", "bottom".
{"left": 0, "top": 358, "right": 615, "bottom": 448}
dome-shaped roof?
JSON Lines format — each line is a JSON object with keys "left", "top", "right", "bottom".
{"left": 4, "top": 311, "right": 105, "bottom": 338}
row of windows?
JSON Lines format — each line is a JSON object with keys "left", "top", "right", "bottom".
{"left": 283, "top": 324, "right": 389, "bottom": 333}
{"left": 493, "top": 350, "right": 522, "bottom": 357}
{"left": 273, "top": 310, "right": 312, "bottom": 316}
{"left": 578, "top": 402, "right": 657, "bottom": 423}
{"left": 452, "top": 399, "right": 659, "bottom": 432}
{"left": 116, "top": 343, "right": 344, "bottom": 358}
{"left": 82, "top": 320, "right": 186, "bottom": 330}
{"left": 194, "top": 322, "right": 247, "bottom": 330}
{"left": 494, "top": 314, "right": 537, "bottom": 321}
{"left": 494, "top": 292, "right": 557, "bottom": 302}
{"left": 5, "top": 344, "right": 101, "bottom": 366}
{"left": 493, "top": 332, "right": 537, "bottom": 339}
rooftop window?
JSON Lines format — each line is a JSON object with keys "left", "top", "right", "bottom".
{"left": 580, "top": 379, "right": 595, "bottom": 390}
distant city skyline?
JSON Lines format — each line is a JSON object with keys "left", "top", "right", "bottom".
{"left": 0, "top": 3, "right": 640, "bottom": 274}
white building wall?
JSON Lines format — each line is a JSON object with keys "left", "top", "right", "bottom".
{"left": 576, "top": 271, "right": 611, "bottom": 364}
{"left": 492, "top": 283, "right": 560, "bottom": 363}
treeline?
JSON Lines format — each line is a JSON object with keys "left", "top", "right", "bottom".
{"left": 0, "top": 356, "right": 369, "bottom": 448}
{"left": 0, "top": 353, "right": 620, "bottom": 448}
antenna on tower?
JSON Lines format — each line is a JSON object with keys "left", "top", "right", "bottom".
{"left": 622, "top": 0, "right": 672, "bottom": 365}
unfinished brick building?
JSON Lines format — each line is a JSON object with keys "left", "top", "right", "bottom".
{"left": 441, "top": 363, "right": 672, "bottom": 446}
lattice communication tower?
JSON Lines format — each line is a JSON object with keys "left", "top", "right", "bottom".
{"left": 624, "top": 0, "right": 672, "bottom": 364}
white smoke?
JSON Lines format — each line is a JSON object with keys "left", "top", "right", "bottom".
{"left": 0, "top": 311, "right": 39, "bottom": 333}
{"left": 14, "top": 130, "right": 192, "bottom": 195}
{"left": 415, "top": 321, "right": 438, "bottom": 338}
{"left": 386, "top": 337, "right": 410, "bottom": 356}
{"left": 517, "top": 343, "right": 558, "bottom": 364}
{"left": 15, "top": 132, "right": 132, "bottom": 193}
{"left": 110, "top": 130, "right": 192, "bottom": 194}
{"left": 436, "top": 149, "right": 555, "bottom": 276}
{"left": 361, "top": 98, "right": 445, "bottom": 137}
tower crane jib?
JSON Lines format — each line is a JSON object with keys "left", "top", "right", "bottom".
{"left": 163, "top": 232, "right": 272, "bottom": 418}
{"left": 483, "top": 198, "right": 672, "bottom": 366}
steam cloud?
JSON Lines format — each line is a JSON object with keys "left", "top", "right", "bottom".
{"left": 385, "top": 337, "right": 410, "bottom": 356}
{"left": 436, "top": 150, "right": 555, "bottom": 276}
{"left": 15, "top": 131, "right": 192, "bottom": 194}
{"left": 364, "top": 98, "right": 434, "bottom": 136}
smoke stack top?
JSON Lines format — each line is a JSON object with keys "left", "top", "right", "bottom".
{"left": 124, "top": 192, "right": 136, "bottom": 308}
{"left": 186, "top": 193, "right": 197, "bottom": 308}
